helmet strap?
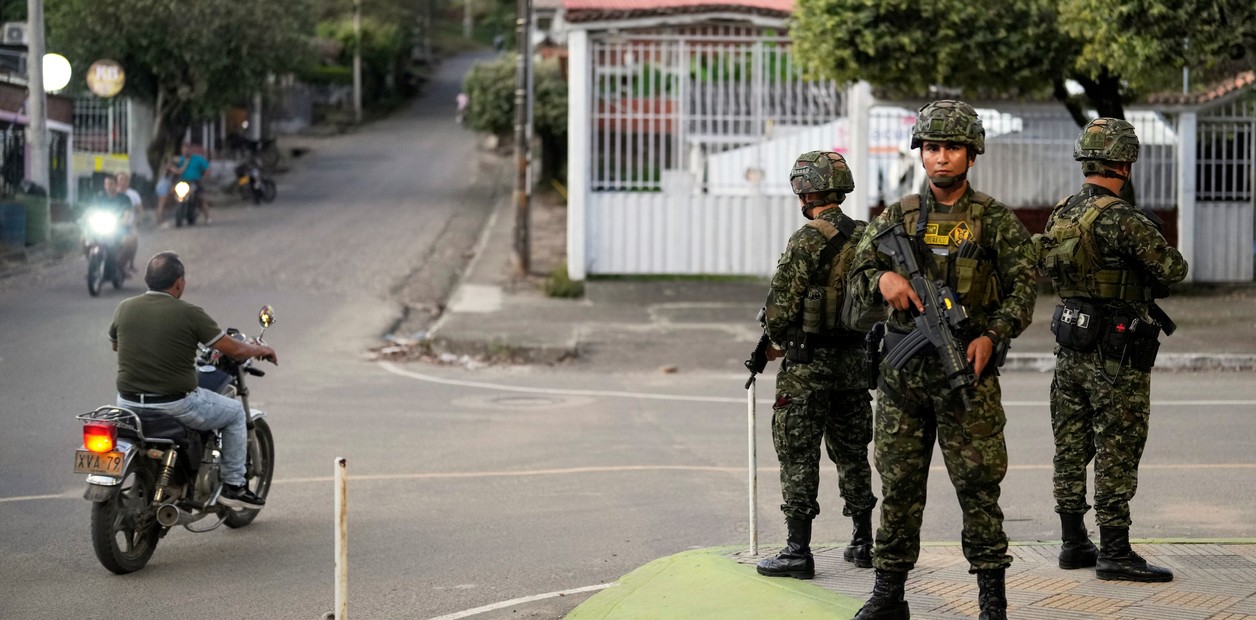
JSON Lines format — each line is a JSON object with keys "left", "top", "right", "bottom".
{"left": 800, "top": 191, "right": 843, "bottom": 219}
{"left": 1082, "top": 160, "right": 1129, "bottom": 183}
{"left": 929, "top": 170, "right": 967, "bottom": 189}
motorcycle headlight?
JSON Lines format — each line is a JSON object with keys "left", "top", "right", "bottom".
{"left": 174, "top": 181, "right": 191, "bottom": 199}
{"left": 86, "top": 210, "right": 119, "bottom": 236}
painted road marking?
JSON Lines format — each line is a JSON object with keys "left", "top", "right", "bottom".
{"left": 425, "top": 583, "right": 614, "bottom": 620}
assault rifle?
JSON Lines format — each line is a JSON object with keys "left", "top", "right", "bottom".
{"left": 745, "top": 307, "right": 770, "bottom": 389}
{"left": 874, "top": 223, "right": 976, "bottom": 409}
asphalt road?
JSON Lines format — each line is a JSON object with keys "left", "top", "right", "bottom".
{"left": 3, "top": 58, "right": 1255, "bottom": 620}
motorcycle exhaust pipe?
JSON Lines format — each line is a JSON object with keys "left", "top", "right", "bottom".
{"left": 156, "top": 503, "right": 185, "bottom": 527}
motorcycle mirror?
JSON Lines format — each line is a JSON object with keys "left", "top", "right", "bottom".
{"left": 258, "top": 305, "right": 276, "bottom": 329}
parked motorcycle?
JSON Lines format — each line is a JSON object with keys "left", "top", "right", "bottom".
{"left": 172, "top": 180, "right": 200, "bottom": 227}
{"left": 235, "top": 160, "right": 277, "bottom": 204}
{"left": 74, "top": 306, "right": 278, "bottom": 574}
{"left": 82, "top": 206, "right": 128, "bottom": 296}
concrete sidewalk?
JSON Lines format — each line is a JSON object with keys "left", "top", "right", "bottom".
{"left": 567, "top": 542, "right": 1256, "bottom": 619}
{"left": 408, "top": 167, "right": 1256, "bottom": 374}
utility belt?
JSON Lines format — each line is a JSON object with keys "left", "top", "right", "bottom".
{"left": 1051, "top": 298, "right": 1162, "bottom": 372}
{"left": 783, "top": 326, "right": 863, "bottom": 364}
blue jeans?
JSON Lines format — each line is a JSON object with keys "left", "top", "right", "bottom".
{"left": 116, "top": 388, "right": 248, "bottom": 485}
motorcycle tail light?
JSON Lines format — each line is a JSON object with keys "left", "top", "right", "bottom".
{"left": 83, "top": 422, "right": 117, "bottom": 453}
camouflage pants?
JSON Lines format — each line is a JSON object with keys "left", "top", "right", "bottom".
{"left": 1051, "top": 346, "right": 1151, "bottom": 527}
{"left": 872, "top": 360, "right": 1012, "bottom": 572}
{"left": 771, "top": 360, "right": 876, "bottom": 521}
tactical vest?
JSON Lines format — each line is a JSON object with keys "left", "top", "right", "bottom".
{"left": 800, "top": 215, "right": 864, "bottom": 338}
{"left": 1039, "top": 191, "right": 1152, "bottom": 302}
{"left": 900, "top": 192, "right": 1001, "bottom": 310}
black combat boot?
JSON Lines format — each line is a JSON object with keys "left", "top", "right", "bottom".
{"left": 853, "top": 569, "right": 910, "bottom": 620}
{"left": 1096, "top": 526, "right": 1173, "bottom": 582}
{"left": 1058, "top": 512, "right": 1098, "bottom": 569}
{"left": 976, "top": 569, "right": 1008, "bottom": 620}
{"left": 756, "top": 517, "right": 815, "bottom": 579}
{"left": 843, "top": 509, "right": 874, "bottom": 568}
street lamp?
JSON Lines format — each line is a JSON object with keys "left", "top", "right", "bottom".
{"left": 42, "top": 53, "right": 71, "bottom": 92}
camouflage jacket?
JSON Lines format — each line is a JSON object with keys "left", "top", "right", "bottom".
{"left": 764, "top": 206, "right": 862, "bottom": 346}
{"left": 848, "top": 187, "right": 1038, "bottom": 344}
{"left": 1044, "top": 183, "right": 1188, "bottom": 314}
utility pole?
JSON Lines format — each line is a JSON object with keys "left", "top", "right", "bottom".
{"left": 463, "top": 0, "right": 473, "bottom": 39}
{"left": 353, "top": 0, "right": 362, "bottom": 124}
{"left": 26, "top": 0, "right": 48, "bottom": 191}
{"left": 511, "top": 0, "right": 531, "bottom": 275}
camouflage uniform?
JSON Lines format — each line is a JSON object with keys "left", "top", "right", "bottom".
{"left": 849, "top": 188, "right": 1037, "bottom": 574}
{"left": 1046, "top": 188, "right": 1187, "bottom": 526}
{"left": 765, "top": 206, "right": 876, "bottom": 523}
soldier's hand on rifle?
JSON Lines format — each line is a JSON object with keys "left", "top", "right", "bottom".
{"left": 967, "top": 333, "right": 995, "bottom": 383}
{"left": 765, "top": 345, "right": 784, "bottom": 361}
{"left": 877, "top": 271, "right": 924, "bottom": 313}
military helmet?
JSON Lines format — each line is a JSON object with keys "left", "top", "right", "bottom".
{"left": 789, "top": 150, "right": 855, "bottom": 196}
{"left": 1074, "top": 118, "right": 1139, "bottom": 163}
{"left": 910, "top": 100, "right": 985, "bottom": 154}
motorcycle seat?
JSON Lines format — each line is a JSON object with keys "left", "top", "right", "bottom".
{"left": 119, "top": 409, "right": 211, "bottom": 471}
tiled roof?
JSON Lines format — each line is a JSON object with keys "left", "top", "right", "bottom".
{"left": 565, "top": 0, "right": 793, "bottom": 22}
{"left": 1146, "top": 70, "right": 1255, "bottom": 106}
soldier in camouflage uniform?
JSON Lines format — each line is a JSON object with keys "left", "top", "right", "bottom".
{"left": 755, "top": 151, "right": 878, "bottom": 581}
{"left": 847, "top": 101, "right": 1038, "bottom": 620}
{"left": 1038, "top": 118, "right": 1188, "bottom": 582}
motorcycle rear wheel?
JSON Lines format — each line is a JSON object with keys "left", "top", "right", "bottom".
{"left": 91, "top": 462, "right": 161, "bottom": 574}
{"left": 225, "top": 418, "right": 275, "bottom": 528}
{"left": 86, "top": 250, "right": 105, "bottom": 296}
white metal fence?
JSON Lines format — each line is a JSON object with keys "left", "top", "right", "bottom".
{"left": 571, "top": 22, "right": 1256, "bottom": 279}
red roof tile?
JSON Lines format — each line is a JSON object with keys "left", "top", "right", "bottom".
{"left": 1146, "top": 71, "right": 1256, "bottom": 106}
{"left": 565, "top": 0, "right": 793, "bottom": 22}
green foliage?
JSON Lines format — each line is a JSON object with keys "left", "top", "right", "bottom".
{"left": 791, "top": 0, "right": 1256, "bottom": 122}
{"left": 1059, "top": 0, "right": 1256, "bottom": 92}
{"left": 463, "top": 55, "right": 567, "bottom": 141}
{"left": 47, "top": 0, "right": 316, "bottom": 174}
{"left": 544, "top": 264, "right": 584, "bottom": 298}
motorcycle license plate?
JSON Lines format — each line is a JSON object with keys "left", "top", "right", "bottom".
{"left": 237, "top": 177, "right": 249, "bottom": 185}
{"left": 74, "top": 450, "right": 125, "bottom": 476}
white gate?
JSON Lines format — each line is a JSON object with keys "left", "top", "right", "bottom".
{"left": 572, "top": 27, "right": 845, "bottom": 277}
{"left": 1195, "top": 95, "right": 1256, "bottom": 281}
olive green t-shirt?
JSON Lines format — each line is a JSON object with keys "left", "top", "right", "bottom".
{"left": 109, "top": 292, "right": 224, "bottom": 395}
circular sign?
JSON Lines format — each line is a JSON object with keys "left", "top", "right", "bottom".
{"left": 86, "top": 59, "right": 126, "bottom": 98}
{"left": 43, "top": 53, "right": 72, "bottom": 92}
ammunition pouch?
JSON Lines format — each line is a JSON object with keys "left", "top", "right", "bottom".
{"left": 1051, "top": 298, "right": 1105, "bottom": 352}
{"left": 784, "top": 327, "right": 813, "bottom": 364}
{"left": 1101, "top": 312, "right": 1161, "bottom": 372}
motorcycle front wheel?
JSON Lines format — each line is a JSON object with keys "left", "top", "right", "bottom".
{"left": 224, "top": 418, "right": 274, "bottom": 528}
{"left": 260, "top": 179, "right": 277, "bottom": 203}
{"left": 90, "top": 462, "right": 161, "bottom": 574}
{"left": 86, "top": 249, "right": 105, "bottom": 296}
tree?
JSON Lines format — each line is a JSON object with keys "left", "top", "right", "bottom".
{"left": 791, "top": 0, "right": 1256, "bottom": 125}
{"left": 47, "top": 0, "right": 315, "bottom": 176}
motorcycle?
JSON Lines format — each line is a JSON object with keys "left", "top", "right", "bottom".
{"left": 74, "top": 306, "right": 278, "bottom": 574}
{"left": 172, "top": 180, "right": 201, "bottom": 227}
{"left": 235, "top": 160, "right": 277, "bottom": 205}
{"left": 82, "top": 206, "right": 128, "bottom": 296}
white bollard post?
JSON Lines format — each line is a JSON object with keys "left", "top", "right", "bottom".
{"left": 748, "top": 382, "right": 758, "bottom": 556}
{"left": 334, "top": 457, "right": 348, "bottom": 619}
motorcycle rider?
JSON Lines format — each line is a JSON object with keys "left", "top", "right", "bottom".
{"left": 93, "top": 175, "right": 139, "bottom": 275}
{"left": 109, "top": 251, "right": 278, "bottom": 508}
{"left": 168, "top": 143, "right": 211, "bottom": 224}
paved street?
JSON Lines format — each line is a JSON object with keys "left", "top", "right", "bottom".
{"left": 2, "top": 54, "right": 1255, "bottom": 620}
